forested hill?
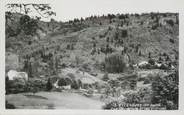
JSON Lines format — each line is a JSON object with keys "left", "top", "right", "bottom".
{"left": 6, "top": 12, "right": 179, "bottom": 72}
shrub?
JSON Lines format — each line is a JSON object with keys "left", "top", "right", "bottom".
{"left": 58, "top": 78, "right": 67, "bottom": 86}
{"left": 77, "top": 79, "right": 82, "bottom": 88}
{"left": 138, "top": 51, "right": 142, "bottom": 56}
{"left": 102, "top": 73, "right": 109, "bottom": 81}
{"left": 46, "top": 78, "right": 52, "bottom": 91}
{"left": 103, "top": 100, "right": 121, "bottom": 110}
{"left": 159, "top": 64, "right": 168, "bottom": 70}
{"left": 65, "top": 77, "right": 73, "bottom": 85}
{"left": 148, "top": 59, "right": 155, "bottom": 65}
{"left": 6, "top": 101, "right": 16, "bottom": 109}
{"left": 143, "top": 77, "right": 151, "bottom": 84}
{"left": 169, "top": 39, "right": 174, "bottom": 44}
{"left": 123, "top": 90, "right": 141, "bottom": 103}
{"left": 25, "top": 79, "right": 46, "bottom": 93}
{"left": 6, "top": 79, "right": 27, "bottom": 94}
{"left": 71, "top": 80, "right": 79, "bottom": 89}
{"left": 166, "top": 20, "right": 174, "bottom": 26}
{"left": 121, "top": 29, "right": 128, "bottom": 38}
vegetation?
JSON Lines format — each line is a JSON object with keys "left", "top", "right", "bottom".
{"left": 104, "top": 54, "right": 126, "bottom": 73}
{"left": 5, "top": 5, "right": 179, "bottom": 109}
{"left": 102, "top": 73, "right": 109, "bottom": 81}
{"left": 46, "top": 78, "right": 53, "bottom": 91}
{"left": 151, "top": 71, "right": 178, "bottom": 109}
{"left": 6, "top": 101, "right": 16, "bottom": 109}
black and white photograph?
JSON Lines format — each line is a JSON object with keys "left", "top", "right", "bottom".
{"left": 1, "top": 0, "right": 183, "bottom": 112}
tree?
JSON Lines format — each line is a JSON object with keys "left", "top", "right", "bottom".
{"left": 139, "top": 51, "right": 142, "bottom": 56}
{"left": 6, "top": 4, "right": 56, "bottom": 36}
{"left": 93, "top": 42, "right": 96, "bottom": 48}
{"left": 135, "top": 45, "right": 139, "bottom": 53}
{"left": 71, "top": 80, "right": 79, "bottom": 89}
{"left": 106, "top": 37, "right": 110, "bottom": 42}
{"left": 166, "top": 20, "right": 174, "bottom": 26}
{"left": 46, "top": 78, "right": 52, "bottom": 91}
{"left": 121, "top": 29, "right": 128, "bottom": 38}
{"left": 148, "top": 52, "right": 151, "bottom": 58}
{"left": 58, "top": 78, "right": 67, "bottom": 86}
{"left": 148, "top": 58, "right": 155, "bottom": 65}
{"left": 6, "top": 4, "right": 56, "bottom": 18}
{"left": 5, "top": 76, "right": 10, "bottom": 94}
{"left": 19, "top": 15, "right": 38, "bottom": 35}
{"left": 77, "top": 79, "right": 82, "bottom": 88}
{"left": 104, "top": 54, "right": 126, "bottom": 73}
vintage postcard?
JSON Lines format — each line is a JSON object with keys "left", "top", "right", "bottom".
{"left": 0, "top": 0, "right": 184, "bottom": 115}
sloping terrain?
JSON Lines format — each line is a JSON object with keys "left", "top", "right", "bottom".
{"left": 5, "top": 13, "right": 179, "bottom": 109}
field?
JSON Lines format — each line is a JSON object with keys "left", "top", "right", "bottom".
{"left": 6, "top": 92, "right": 104, "bottom": 109}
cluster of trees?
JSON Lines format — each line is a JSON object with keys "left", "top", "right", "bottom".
{"left": 19, "top": 15, "right": 38, "bottom": 36}
{"left": 6, "top": 4, "right": 56, "bottom": 38}
{"left": 151, "top": 71, "right": 178, "bottom": 110}
{"left": 5, "top": 76, "right": 48, "bottom": 94}
{"left": 103, "top": 54, "right": 126, "bottom": 73}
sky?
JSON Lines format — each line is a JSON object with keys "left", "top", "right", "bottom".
{"left": 47, "top": 0, "right": 182, "bottom": 22}
{"left": 5, "top": 0, "right": 183, "bottom": 22}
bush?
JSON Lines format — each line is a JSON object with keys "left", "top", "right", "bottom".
{"left": 143, "top": 78, "right": 151, "bottom": 84}
{"left": 148, "top": 59, "right": 155, "bottom": 65}
{"left": 77, "top": 79, "right": 82, "bottom": 88}
{"left": 169, "top": 39, "right": 174, "bottom": 44}
{"left": 151, "top": 72, "right": 178, "bottom": 109}
{"left": 159, "top": 64, "right": 168, "bottom": 70}
{"left": 6, "top": 101, "right": 16, "bottom": 109}
{"left": 46, "top": 78, "right": 52, "bottom": 91}
{"left": 25, "top": 79, "right": 47, "bottom": 93}
{"left": 58, "top": 78, "right": 67, "bottom": 86}
{"left": 121, "top": 29, "right": 128, "bottom": 38}
{"left": 102, "top": 73, "right": 109, "bottom": 81}
{"left": 166, "top": 20, "right": 174, "bottom": 26}
{"left": 19, "top": 15, "right": 38, "bottom": 36}
{"left": 71, "top": 80, "right": 79, "bottom": 89}
{"left": 6, "top": 79, "right": 26, "bottom": 94}
{"left": 103, "top": 100, "right": 121, "bottom": 110}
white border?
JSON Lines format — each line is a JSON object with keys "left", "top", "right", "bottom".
{"left": 0, "top": 0, "right": 184, "bottom": 115}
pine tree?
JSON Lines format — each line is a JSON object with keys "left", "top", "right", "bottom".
{"left": 46, "top": 78, "right": 52, "bottom": 91}
{"left": 148, "top": 52, "right": 151, "bottom": 58}
{"left": 139, "top": 51, "right": 142, "bottom": 56}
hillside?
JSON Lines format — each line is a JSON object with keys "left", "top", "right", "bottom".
{"left": 5, "top": 12, "right": 179, "bottom": 109}
{"left": 6, "top": 13, "right": 179, "bottom": 71}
